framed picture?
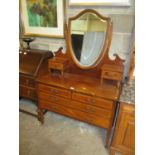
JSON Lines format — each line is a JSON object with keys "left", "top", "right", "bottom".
{"left": 20, "top": 0, "right": 65, "bottom": 38}
{"left": 69, "top": 0, "right": 130, "bottom": 6}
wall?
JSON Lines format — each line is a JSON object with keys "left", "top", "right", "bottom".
{"left": 21, "top": 0, "right": 135, "bottom": 77}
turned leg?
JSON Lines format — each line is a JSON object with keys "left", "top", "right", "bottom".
{"left": 105, "top": 129, "right": 111, "bottom": 148}
{"left": 110, "top": 149, "right": 115, "bottom": 155}
{"left": 37, "top": 108, "right": 44, "bottom": 124}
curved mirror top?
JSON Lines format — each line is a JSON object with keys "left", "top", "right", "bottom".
{"left": 70, "top": 12, "right": 108, "bottom": 67}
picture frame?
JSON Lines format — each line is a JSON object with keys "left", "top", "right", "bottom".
{"left": 69, "top": 0, "right": 130, "bottom": 6}
{"left": 20, "top": 0, "right": 65, "bottom": 38}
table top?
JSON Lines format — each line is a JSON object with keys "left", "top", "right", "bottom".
{"left": 36, "top": 73, "right": 120, "bottom": 101}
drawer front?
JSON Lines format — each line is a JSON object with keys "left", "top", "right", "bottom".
{"left": 38, "top": 84, "right": 71, "bottom": 99}
{"left": 38, "top": 92, "right": 111, "bottom": 118}
{"left": 102, "top": 71, "right": 122, "bottom": 81}
{"left": 39, "top": 99, "right": 110, "bottom": 128}
{"left": 48, "top": 61, "right": 63, "bottom": 70}
{"left": 38, "top": 91, "right": 70, "bottom": 105}
{"left": 19, "top": 86, "right": 36, "bottom": 100}
{"left": 20, "top": 76, "right": 35, "bottom": 87}
{"left": 72, "top": 92, "right": 113, "bottom": 110}
{"left": 71, "top": 101, "right": 112, "bottom": 118}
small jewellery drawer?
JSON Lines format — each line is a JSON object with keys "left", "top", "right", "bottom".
{"left": 72, "top": 92, "right": 113, "bottom": 110}
{"left": 20, "top": 76, "right": 35, "bottom": 87}
{"left": 39, "top": 99, "right": 110, "bottom": 128}
{"left": 48, "top": 57, "right": 69, "bottom": 76}
{"left": 38, "top": 84, "right": 71, "bottom": 99}
{"left": 101, "top": 71, "right": 122, "bottom": 81}
{"left": 49, "top": 62, "right": 62, "bottom": 70}
{"left": 19, "top": 86, "right": 36, "bottom": 100}
{"left": 38, "top": 91, "right": 69, "bottom": 105}
{"left": 48, "top": 57, "right": 69, "bottom": 70}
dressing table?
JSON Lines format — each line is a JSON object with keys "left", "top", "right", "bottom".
{"left": 36, "top": 9, "right": 125, "bottom": 147}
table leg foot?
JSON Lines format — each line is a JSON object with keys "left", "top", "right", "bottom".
{"left": 37, "top": 108, "right": 44, "bottom": 124}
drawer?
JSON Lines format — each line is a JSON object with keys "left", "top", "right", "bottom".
{"left": 39, "top": 99, "right": 111, "bottom": 128}
{"left": 48, "top": 61, "right": 63, "bottom": 70}
{"left": 71, "top": 101, "right": 112, "bottom": 118}
{"left": 101, "top": 71, "right": 122, "bottom": 81}
{"left": 72, "top": 92, "right": 113, "bottom": 110}
{"left": 19, "top": 86, "right": 36, "bottom": 100}
{"left": 20, "top": 76, "right": 35, "bottom": 87}
{"left": 38, "top": 92, "right": 111, "bottom": 118}
{"left": 48, "top": 58, "right": 69, "bottom": 70}
{"left": 38, "top": 84, "right": 71, "bottom": 99}
{"left": 38, "top": 91, "right": 70, "bottom": 105}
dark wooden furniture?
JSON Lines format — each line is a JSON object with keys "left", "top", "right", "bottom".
{"left": 19, "top": 49, "right": 53, "bottom": 116}
{"left": 110, "top": 103, "right": 135, "bottom": 155}
{"left": 36, "top": 9, "right": 125, "bottom": 147}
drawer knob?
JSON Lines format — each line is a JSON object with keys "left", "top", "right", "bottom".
{"left": 86, "top": 98, "right": 96, "bottom": 103}
{"left": 86, "top": 107, "right": 95, "bottom": 113}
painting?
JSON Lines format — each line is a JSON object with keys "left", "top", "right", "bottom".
{"left": 69, "top": 0, "right": 130, "bottom": 6}
{"left": 20, "top": 0, "right": 64, "bottom": 38}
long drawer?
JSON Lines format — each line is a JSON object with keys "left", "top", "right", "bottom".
{"left": 19, "top": 86, "right": 36, "bottom": 100}
{"left": 72, "top": 92, "right": 113, "bottom": 110}
{"left": 20, "top": 75, "right": 35, "bottom": 88}
{"left": 38, "top": 84, "right": 71, "bottom": 99}
{"left": 39, "top": 99, "right": 111, "bottom": 128}
{"left": 38, "top": 91, "right": 69, "bottom": 106}
{"left": 38, "top": 91, "right": 112, "bottom": 118}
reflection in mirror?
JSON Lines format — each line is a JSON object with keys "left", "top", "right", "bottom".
{"left": 70, "top": 12, "right": 107, "bottom": 66}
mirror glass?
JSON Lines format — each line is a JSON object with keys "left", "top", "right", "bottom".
{"left": 70, "top": 12, "right": 107, "bottom": 67}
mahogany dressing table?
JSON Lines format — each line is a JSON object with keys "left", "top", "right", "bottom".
{"left": 35, "top": 9, "right": 125, "bottom": 147}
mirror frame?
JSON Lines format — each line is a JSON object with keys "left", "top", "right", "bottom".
{"left": 67, "top": 9, "right": 112, "bottom": 69}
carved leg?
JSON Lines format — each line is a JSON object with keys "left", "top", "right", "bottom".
{"left": 110, "top": 149, "right": 115, "bottom": 155}
{"left": 105, "top": 129, "right": 111, "bottom": 148}
{"left": 37, "top": 108, "right": 44, "bottom": 124}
